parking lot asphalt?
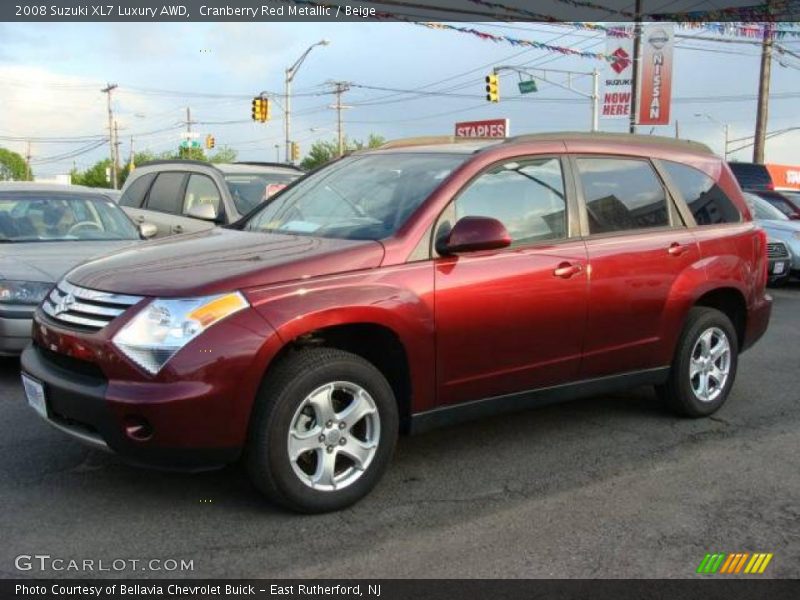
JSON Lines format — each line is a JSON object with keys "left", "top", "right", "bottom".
{"left": 1, "top": 285, "right": 799, "bottom": 580}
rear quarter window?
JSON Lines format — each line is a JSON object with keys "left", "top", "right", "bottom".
{"left": 662, "top": 161, "right": 741, "bottom": 225}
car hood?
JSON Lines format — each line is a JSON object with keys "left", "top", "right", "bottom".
{"left": 756, "top": 218, "right": 800, "bottom": 235}
{"left": 0, "top": 240, "right": 139, "bottom": 283}
{"left": 65, "top": 228, "right": 386, "bottom": 297}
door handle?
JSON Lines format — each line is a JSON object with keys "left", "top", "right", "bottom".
{"left": 553, "top": 262, "right": 583, "bottom": 279}
{"left": 172, "top": 225, "right": 184, "bottom": 234}
{"left": 668, "top": 242, "right": 688, "bottom": 256}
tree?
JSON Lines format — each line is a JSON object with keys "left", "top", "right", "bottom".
{"left": 70, "top": 146, "right": 239, "bottom": 188}
{"left": 0, "top": 147, "right": 31, "bottom": 181}
{"left": 209, "top": 146, "right": 237, "bottom": 163}
{"left": 300, "top": 135, "right": 386, "bottom": 171}
{"left": 70, "top": 158, "right": 112, "bottom": 188}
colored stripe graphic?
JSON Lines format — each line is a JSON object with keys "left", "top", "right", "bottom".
{"left": 698, "top": 552, "right": 773, "bottom": 574}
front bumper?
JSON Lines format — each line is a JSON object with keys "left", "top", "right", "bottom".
{"left": 21, "top": 340, "right": 246, "bottom": 471}
{"left": 0, "top": 306, "right": 34, "bottom": 356}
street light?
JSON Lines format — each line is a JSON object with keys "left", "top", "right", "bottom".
{"left": 695, "top": 113, "right": 730, "bottom": 160}
{"left": 285, "top": 40, "right": 330, "bottom": 163}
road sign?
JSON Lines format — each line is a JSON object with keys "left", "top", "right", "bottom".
{"left": 454, "top": 118, "right": 509, "bottom": 139}
{"left": 518, "top": 79, "right": 537, "bottom": 94}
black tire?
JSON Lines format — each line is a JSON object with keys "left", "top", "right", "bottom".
{"left": 246, "top": 347, "right": 398, "bottom": 513}
{"left": 656, "top": 307, "right": 739, "bottom": 418}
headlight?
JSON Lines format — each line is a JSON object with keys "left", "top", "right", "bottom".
{"left": 0, "top": 280, "right": 52, "bottom": 305}
{"left": 112, "top": 292, "right": 249, "bottom": 374}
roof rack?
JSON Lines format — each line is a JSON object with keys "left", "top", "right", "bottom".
{"left": 503, "top": 131, "right": 714, "bottom": 154}
{"left": 233, "top": 161, "right": 304, "bottom": 171}
{"left": 378, "top": 136, "right": 496, "bottom": 150}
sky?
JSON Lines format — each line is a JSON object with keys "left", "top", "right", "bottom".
{"left": 2, "top": 20, "right": 800, "bottom": 178}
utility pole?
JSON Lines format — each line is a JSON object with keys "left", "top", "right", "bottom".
{"left": 129, "top": 137, "right": 135, "bottom": 171}
{"left": 113, "top": 120, "right": 121, "bottom": 180}
{"left": 753, "top": 23, "right": 774, "bottom": 164}
{"left": 330, "top": 81, "right": 351, "bottom": 157}
{"left": 101, "top": 83, "right": 118, "bottom": 189}
{"left": 675, "top": 121, "right": 679, "bottom": 139}
{"left": 591, "top": 68, "right": 599, "bottom": 133}
{"left": 629, "top": 0, "right": 642, "bottom": 134}
{"left": 274, "top": 144, "right": 280, "bottom": 162}
{"left": 24, "top": 141, "right": 31, "bottom": 181}
{"left": 185, "top": 106, "right": 193, "bottom": 135}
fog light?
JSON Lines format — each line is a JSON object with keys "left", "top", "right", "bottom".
{"left": 124, "top": 416, "right": 154, "bottom": 441}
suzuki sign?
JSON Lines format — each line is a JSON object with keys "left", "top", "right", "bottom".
{"left": 454, "top": 118, "right": 509, "bottom": 139}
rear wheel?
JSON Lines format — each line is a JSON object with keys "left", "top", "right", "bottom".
{"left": 246, "top": 348, "right": 398, "bottom": 513}
{"left": 657, "top": 307, "right": 738, "bottom": 417}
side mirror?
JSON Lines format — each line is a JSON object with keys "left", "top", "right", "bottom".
{"left": 139, "top": 222, "right": 158, "bottom": 239}
{"left": 437, "top": 216, "right": 511, "bottom": 255}
{"left": 187, "top": 203, "right": 219, "bottom": 222}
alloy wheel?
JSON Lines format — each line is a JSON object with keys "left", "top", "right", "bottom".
{"left": 287, "top": 381, "right": 380, "bottom": 491}
{"left": 689, "top": 327, "right": 731, "bottom": 403}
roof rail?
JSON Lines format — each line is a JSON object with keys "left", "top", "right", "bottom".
{"left": 137, "top": 159, "right": 217, "bottom": 168}
{"left": 233, "top": 161, "right": 304, "bottom": 171}
{"left": 503, "top": 131, "right": 714, "bottom": 154}
{"left": 378, "top": 136, "right": 495, "bottom": 150}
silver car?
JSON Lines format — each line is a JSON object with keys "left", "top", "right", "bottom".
{"left": 0, "top": 183, "right": 153, "bottom": 355}
{"left": 745, "top": 192, "right": 800, "bottom": 279}
{"left": 119, "top": 161, "right": 303, "bottom": 238}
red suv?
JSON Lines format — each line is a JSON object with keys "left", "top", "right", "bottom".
{"left": 21, "top": 133, "right": 772, "bottom": 512}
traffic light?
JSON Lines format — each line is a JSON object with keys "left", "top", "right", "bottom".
{"left": 485, "top": 73, "right": 499, "bottom": 103}
{"left": 251, "top": 96, "right": 270, "bottom": 122}
{"left": 205, "top": 134, "right": 215, "bottom": 149}
{"left": 290, "top": 141, "right": 300, "bottom": 162}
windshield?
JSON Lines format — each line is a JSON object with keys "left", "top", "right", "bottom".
{"left": 0, "top": 193, "right": 140, "bottom": 242}
{"left": 225, "top": 172, "right": 300, "bottom": 214}
{"left": 745, "top": 193, "right": 789, "bottom": 221}
{"left": 243, "top": 153, "right": 465, "bottom": 240}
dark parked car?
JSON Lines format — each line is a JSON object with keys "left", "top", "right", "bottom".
{"left": 22, "top": 133, "right": 771, "bottom": 512}
{"left": 0, "top": 183, "right": 153, "bottom": 355}
{"left": 728, "top": 161, "right": 773, "bottom": 192}
{"left": 120, "top": 160, "right": 303, "bottom": 237}
{"left": 753, "top": 190, "right": 800, "bottom": 220}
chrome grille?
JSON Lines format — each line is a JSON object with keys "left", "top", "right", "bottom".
{"left": 767, "top": 242, "right": 790, "bottom": 259}
{"left": 41, "top": 280, "right": 142, "bottom": 332}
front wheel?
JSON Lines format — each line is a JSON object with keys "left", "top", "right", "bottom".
{"left": 246, "top": 348, "right": 398, "bottom": 513}
{"left": 656, "top": 307, "right": 739, "bottom": 417}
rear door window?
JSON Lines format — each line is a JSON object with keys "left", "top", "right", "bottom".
{"left": 576, "top": 158, "right": 670, "bottom": 234}
{"left": 661, "top": 161, "right": 741, "bottom": 225}
{"left": 145, "top": 172, "right": 186, "bottom": 214}
{"left": 119, "top": 173, "right": 156, "bottom": 208}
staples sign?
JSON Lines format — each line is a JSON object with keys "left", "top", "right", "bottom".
{"left": 454, "top": 118, "right": 509, "bottom": 139}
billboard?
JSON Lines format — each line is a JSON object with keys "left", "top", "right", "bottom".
{"left": 637, "top": 24, "right": 674, "bottom": 126}
{"left": 454, "top": 118, "right": 509, "bottom": 138}
{"left": 601, "top": 28, "right": 634, "bottom": 119}
{"left": 766, "top": 164, "right": 800, "bottom": 190}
